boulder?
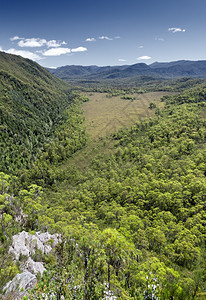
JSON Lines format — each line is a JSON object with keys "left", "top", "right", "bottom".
{"left": 3, "top": 231, "right": 61, "bottom": 296}
{"left": 9, "top": 231, "right": 60, "bottom": 260}
{"left": 23, "top": 257, "right": 46, "bottom": 275}
{"left": 3, "top": 271, "right": 37, "bottom": 293}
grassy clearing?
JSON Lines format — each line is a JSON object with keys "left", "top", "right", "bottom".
{"left": 82, "top": 91, "right": 173, "bottom": 139}
{"left": 55, "top": 91, "right": 174, "bottom": 173}
{"left": 44, "top": 91, "right": 175, "bottom": 199}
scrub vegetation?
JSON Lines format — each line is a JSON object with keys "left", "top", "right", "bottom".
{"left": 1, "top": 51, "right": 206, "bottom": 299}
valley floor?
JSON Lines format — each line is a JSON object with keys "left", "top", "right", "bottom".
{"left": 57, "top": 91, "right": 173, "bottom": 173}
{"left": 83, "top": 91, "right": 174, "bottom": 138}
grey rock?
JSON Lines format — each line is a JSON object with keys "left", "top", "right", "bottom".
{"left": 3, "top": 271, "right": 37, "bottom": 293}
{"left": 1, "top": 291, "right": 28, "bottom": 300}
{"left": 9, "top": 231, "right": 31, "bottom": 259}
{"left": 9, "top": 231, "right": 61, "bottom": 260}
{"left": 3, "top": 231, "right": 61, "bottom": 295}
{"left": 24, "top": 257, "right": 46, "bottom": 275}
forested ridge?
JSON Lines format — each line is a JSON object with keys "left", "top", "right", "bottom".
{"left": 1, "top": 52, "right": 206, "bottom": 299}
{"left": 50, "top": 60, "right": 206, "bottom": 81}
{"left": 0, "top": 51, "right": 88, "bottom": 174}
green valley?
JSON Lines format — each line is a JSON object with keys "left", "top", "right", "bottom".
{"left": 1, "top": 52, "right": 206, "bottom": 299}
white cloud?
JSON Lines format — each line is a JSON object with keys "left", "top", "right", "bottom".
{"left": 10, "top": 37, "right": 67, "bottom": 48}
{"left": 99, "top": 36, "right": 113, "bottom": 40}
{"left": 71, "top": 47, "right": 87, "bottom": 53}
{"left": 86, "top": 36, "right": 118, "bottom": 41}
{"left": 24, "top": 38, "right": 66, "bottom": 48}
{"left": 118, "top": 59, "right": 126, "bottom": 62}
{"left": 0, "top": 46, "right": 2, "bottom": 51}
{"left": 85, "top": 38, "right": 96, "bottom": 42}
{"left": 18, "top": 38, "right": 47, "bottom": 48}
{"left": 43, "top": 46, "right": 87, "bottom": 56}
{"left": 43, "top": 47, "right": 71, "bottom": 56}
{"left": 155, "top": 37, "right": 164, "bottom": 41}
{"left": 139, "top": 45, "right": 144, "bottom": 49}
{"left": 168, "top": 27, "right": 186, "bottom": 33}
{"left": 137, "top": 56, "right": 151, "bottom": 60}
{"left": 46, "top": 40, "right": 67, "bottom": 47}
{"left": 4, "top": 48, "right": 41, "bottom": 60}
{"left": 10, "top": 36, "right": 22, "bottom": 41}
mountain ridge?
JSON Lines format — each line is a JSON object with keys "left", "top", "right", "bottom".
{"left": 49, "top": 60, "right": 206, "bottom": 82}
{"left": 0, "top": 51, "right": 75, "bottom": 173}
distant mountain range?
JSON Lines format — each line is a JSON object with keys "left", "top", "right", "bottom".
{"left": 48, "top": 60, "right": 206, "bottom": 82}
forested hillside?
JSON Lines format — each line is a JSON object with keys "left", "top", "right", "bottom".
{"left": 0, "top": 51, "right": 88, "bottom": 174}
{"left": 1, "top": 52, "right": 206, "bottom": 299}
{"left": 0, "top": 52, "right": 88, "bottom": 296}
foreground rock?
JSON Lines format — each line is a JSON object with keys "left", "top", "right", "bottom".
{"left": 9, "top": 231, "right": 60, "bottom": 260}
{"left": 3, "top": 231, "right": 61, "bottom": 297}
{"left": 3, "top": 271, "right": 37, "bottom": 293}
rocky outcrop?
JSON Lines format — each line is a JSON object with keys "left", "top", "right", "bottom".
{"left": 3, "top": 231, "right": 61, "bottom": 296}
{"left": 3, "top": 271, "right": 37, "bottom": 293}
{"left": 22, "top": 257, "right": 46, "bottom": 275}
{"left": 9, "top": 231, "right": 60, "bottom": 260}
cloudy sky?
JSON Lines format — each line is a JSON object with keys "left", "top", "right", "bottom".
{"left": 0, "top": 0, "right": 206, "bottom": 68}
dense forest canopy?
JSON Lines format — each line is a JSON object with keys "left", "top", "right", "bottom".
{"left": 1, "top": 52, "right": 206, "bottom": 299}
{"left": 0, "top": 51, "right": 89, "bottom": 174}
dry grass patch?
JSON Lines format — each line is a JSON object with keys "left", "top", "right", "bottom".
{"left": 55, "top": 91, "right": 174, "bottom": 173}
{"left": 83, "top": 91, "right": 173, "bottom": 139}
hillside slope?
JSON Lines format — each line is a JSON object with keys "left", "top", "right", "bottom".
{"left": 0, "top": 51, "right": 75, "bottom": 173}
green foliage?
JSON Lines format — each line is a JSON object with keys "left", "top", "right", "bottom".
{"left": 0, "top": 172, "right": 21, "bottom": 293}
{"left": 121, "top": 95, "right": 136, "bottom": 101}
{"left": 30, "top": 83, "right": 206, "bottom": 298}
{"left": 2, "top": 52, "right": 206, "bottom": 298}
{"left": 18, "top": 99, "right": 87, "bottom": 187}
{"left": 0, "top": 53, "right": 89, "bottom": 295}
{"left": 0, "top": 52, "right": 81, "bottom": 174}
{"left": 149, "top": 102, "right": 157, "bottom": 109}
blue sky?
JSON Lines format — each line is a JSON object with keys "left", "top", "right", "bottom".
{"left": 1, "top": 0, "right": 206, "bottom": 68}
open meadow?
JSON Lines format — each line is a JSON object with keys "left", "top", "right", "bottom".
{"left": 57, "top": 91, "right": 175, "bottom": 172}
{"left": 82, "top": 91, "right": 174, "bottom": 139}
